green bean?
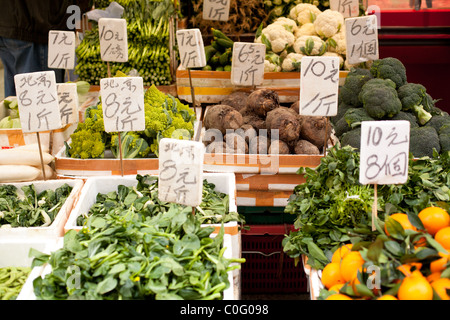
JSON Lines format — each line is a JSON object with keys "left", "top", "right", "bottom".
{"left": 0, "top": 267, "right": 31, "bottom": 300}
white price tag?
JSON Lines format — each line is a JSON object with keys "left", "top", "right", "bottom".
{"left": 203, "top": 0, "right": 230, "bottom": 21}
{"left": 98, "top": 18, "right": 128, "bottom": 62}
{"left": 359, "top": 120, "right": 410, "bottom": 185}
{"left": 231, "top": 42, "right": 265, "bottom": 87}
{"left": 330, "top": 0, "right": 359, "bottom": 18}
{"left": 48, "top": 31, "right": 76, "bottom": 69}
{"left": 176, "top": 29, "right": 206, "bottom": 69}
{"left": 57, "top": 83, "right": 79, "bottom": 126}
{"left": 158, "top": 139, "right": 204, "bottom": 207}
{"left": 345, "top": 15, "right": 379, "bottom": 65}
{"left": 99, "top": 77, "right": 145, "bottom": 133}
{"left": 14, "top": 71, "right": 62, "bottom": 133}
{"left": 299, "top": 56, "right": 340, "bottom": 116}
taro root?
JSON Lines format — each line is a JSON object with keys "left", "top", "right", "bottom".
{"left": 224, "top": 132, "right": 248, "bottom": 154}
{"left": 294, "top": 139, "right": 320, "bottom": 155}
{"left": 249, "top": 135, "right": 270, "bottom": 154}
{"left": 205, "top": 141, "right": 227, "bottom": 154}
{"left": 203, "top": 128, "right": 223, "bottom": 146}
{"left": 265, "top": 107, "right": 301, "bottom": 142}
{"left": 220, "top": 91, "right": 250, "bottom": 112}
{"left": 268, "top": 139, "right": 290, "bottom": 154}
{"left": 246, "top": 89, "right": 280, "bottom": 118}
{"left": 299, "top": 115, "right": 331, "bottom": 149}
{"left": 290, "top": 101, "right": 299, "bottom": 114}
{"left": 236, "top": 124, "right": 257, "bottom": 144}
{"left": 242, "top": 114, "right": 266, "bottom": 130}
{"left": 204, "top": 104, "right": 243, "bottom": 135}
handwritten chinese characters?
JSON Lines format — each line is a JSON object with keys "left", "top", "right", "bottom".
{"left": 14, "top": 71, "right": 62, "bottom": 133}
{"left": 158, "top": 139, "right": 204, "bottom": 207}
{"left": 330, "top": 0, "right": 359, "bottom": 18}
{"left": 48, "top": 31, "right": 76, "bottom": 69}
{"left": 99, "top": 77, "right": 145, "bottom": 133}
{"left": 299, "top": 56, "right": 340, "bottom": 116}
{"left": 345, "top": 15, "right": 379, "bottom": 65}
{"left": 98, "top": 18, "right": 128, "bottom": 63}
{"left": 231, "top": 42, "right": 265, "bottom": 87}
{"left": 57, "top": 83, "right": 79, "bottom": 126}
{"left": 176, "top": 29, "right": 206, "bottom": 69}
{"left": 203, "top": 0, "right": 230, "bottom": 21}
{"left": 359, "top": 120, "right": 410, "bottom": 185}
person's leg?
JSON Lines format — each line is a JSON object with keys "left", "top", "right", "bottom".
{"left": 415, "top": 0, "right": 422, "bottom": 10}
{"left": 0, "top": 37, "right": 23, "bottom": 97}
{"left": 425, "top": 0, "right": 432, "bottom": 8}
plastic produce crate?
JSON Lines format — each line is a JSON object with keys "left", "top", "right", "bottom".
{"left": 241, "top": 224, "right": 307, "bottom": 294}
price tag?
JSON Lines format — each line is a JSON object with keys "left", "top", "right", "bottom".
{"left": 231, "top": 42, "right": 265, "bottom": 87}
{"left": 345, "top": 15, "right": 379, "bottom": 65}
{"left": 48, "top": 31, "right": 76, "bottom": 69}
{"left": 330, "top": 0, "right": 359, "bottom": 18}
{"left": 14, "top": 71, "right": 62, "bottom": 133}
{"left": 176, "top": 29, "right": 206, "bottom": 69}
{"left": 99, "top": 77, "right": 145, "bottom": 133}
{"left": 359, "top": 120, "right": 410, "bottom": 185}
{"left": 98, "top": 18, "right": 128, "bottom": 62}
{"left": 158, "top": 138, "right": 204, "bottom": 207}
{"left": 203, "top": 0, "right": 230, "bottom": 21}
{"left": 299, "top": 56, "right": 340, "bottom": 116}
{"left": 57, "top": 83, "right": 79, "bottom": 126}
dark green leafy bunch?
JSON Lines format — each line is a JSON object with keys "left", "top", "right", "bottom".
{"left": 0, "top": 184, "right": 73, "bottom": 228}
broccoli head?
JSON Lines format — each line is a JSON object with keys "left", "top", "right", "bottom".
{"left": 440, "top": 133, "right": 450, "bottom": 153}
{"left": 339, "top": 72, "right": 373, "bottom": 107}
{"left": 331, "top": 102, "right": 352, "bottom": 126}
{"left": 333, "top": 116, "right": 351, "bottom": 138}
{"left": 409, "top": 126, "right": 440, "bottom": 158}
{"left": 426, "top": 115, "right": 450, "bottom": 133}
{"left": 390, "top": 111, "right": 419, "bottom": 128}
{"left": 370, "top": 57, "right": 407, "bottom": 88}
{"left": 340, "top": 127, "right": 361, "bottom": 150}
{"left": 397, "top": 83, "right": 434, "bottom": 125}
{"left": 344, "top": 108, "right": 374, "bottom": 129}
{"left": 358, "top": 78, "right": 402, "bottom": 119}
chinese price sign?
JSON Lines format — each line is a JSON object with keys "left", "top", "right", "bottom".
{"left": 330, "top": 0, "right": 359, "bottom": 18}
{"left": 57, "top": 83, "right": 79, "bottom": 126}
{"left": 14, "top": 71, "right": 62, "bottom": 133}
{"left": 99, "top": 77, "right": 145, "bottom": 133}
{"left": 231, "top": 42, "right": 265, "bottom": 87}
{"left": 176, "top": 29, "right": 206, "bottom": 69}
{"left": 203, "top": 0, "right": 230, "bottom": 21}
{"left": 98, "top": 18, "right": 128, "bottom": 62}
{"left": 299, "top": 56, "right": 340, "bottom": 116}
{"left": 359, "top": 120, "right": 410, "bottom": 185}
{"left": 48, "top": 31, "right": 76, "bottom": 69}
{"left": 345, "top": 15, "right": 379, "bottom": 65}
{"left": 158, "top": 139, "right": 204, "bottom": 207}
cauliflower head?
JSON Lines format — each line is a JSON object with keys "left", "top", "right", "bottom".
{"left": 258, "top": 23, "right": 295, "bottom": 53}
{"left": 293, "top": 35, "right": 327, "bottom": 56}
{"left": 264, "top": 59, "right": 281, "bottom": 72}
{"left": 294, "top": 23, "right": 317, "bottom": 38}
{"left": 271, "top": 17, "right": 299, "bottom": 33}
{"left": 289, "top": 3, "right": 322, "bottom": 25}
{"left": 281, "top": 52, "right": 304, "bottom": 72}
{"left": 314, "top": 9, "right": 344, "bottom": 39}
{"left": 328, "top": 25, "right": 346, "bottom": 55}
{"left": 322, "top": 52, "right": 344, "bottom": 69}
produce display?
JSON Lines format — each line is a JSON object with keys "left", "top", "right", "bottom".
{"left": 0, "top": 267, "right": 31, "bottom": 300}
{"left": 203, "top": 89, "right": 331, "bottom": 154}
{"left": 65, "top": 84, "right": 195, "bottom": 159}
{"left": 333, "top": 57, "right": 450, "bottom": 157}
{"left": 202, "top": 28, "right": 234, "bottom": 71}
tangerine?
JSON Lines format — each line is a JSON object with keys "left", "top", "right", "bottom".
{"left": 340, "top": 251, "right": 365, "bottom": 282}
{"left": 397, "top": 270, "right": 433, "bottom": 300}
{"left": 435, "top": 226, "right": 450, "bottom": 251}
{"left": 377, "top": 295, "right": 398, "bottom": 300}
{"left": 431, "top": 278, "right": 450, "bottom": 300}
{"left": 329, "top": 283, "right": 344, "bottom": 293}
{"left": 418, "top": 206, "right": 450, "bottom": 236}
{"left": 321, "top": 262, "right": 346, "bottom": 289}
{"left": 430, "top": 252, "right": 449, "bottom": 273}
{"left": 325, "top": 293, "right": 352, "bottom": 300}
{"left": 426, "top": 272, "right": 442, "bottom": 283}
{"left": 331, "top": 243, "right": 353, "bottom": 263}
{"left": 385, "top": 213, "right": 416, "bottom": 236}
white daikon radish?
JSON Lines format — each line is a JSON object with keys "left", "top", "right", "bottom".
{"left": 14, "top": 143, "right": 50, "bottom": 154}
{"left": 0, "top": 165, "right": 41, "bottom": 183}
{"left": 34, "top": 164, "right": 56, "bottom": 180}
{"left": 0, "top": 148, "right": 54, "bottom": 166}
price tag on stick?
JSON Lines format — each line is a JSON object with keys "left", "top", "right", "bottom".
{"left": 57, "top": 83, "right": 79, "bottom": 126}
{"left": 158, "top": 139, "right": 204, "bottom": 208}
{"left": 345, "top": 15, "right": 379, "bottom": 65}
{"left": 48, "top": 31, "right": 76, "bottom": 81}
{"left": 203, "top": 0, "right": 230, "bottom": 21}
{"left": 330, "top": 0, "right": 359, "bottom": 18}
{"left": 99, "top": 18, "right": 128, "bottom": 77}
{"left": 231, "top": 42, "right": 265, "bottom": 87}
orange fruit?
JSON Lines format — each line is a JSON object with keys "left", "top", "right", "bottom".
{"left": 329, "top": 283, "right": 344, "bottom": 293}
{"left": 385, "top": 213, "right": 416, "bottom": 236}
{"left": 325, "top": 293, "right": 352, "bottom": 300}
{"left": 426, "top": 272, "right": 442, "bottom": 283}
{"left": 340, "top": 251, "right": 365, "bottom": 282}
{"left": 397, "top": 262, "right": 422, "bottom": 276}
{"left": 331, "top": 243, "right": 353, "bottom": 263}
{"left": 418, "top": 207, "right": 450, "bottom": 236}
{"left": 397, "top": 270, "right": 433, "bottom": 300}
{"left": 377, "top": 295, "right": 398, "bottom": 300}
{"left": 435, "top": 226, "right": 450, "bottom": 251}
{"left": 431, "top": 278, "right": 450, "bottom": 300}
{"left": 430, "top": 252, "right": 449, "bottom": 273}
{"left": 321, "top": 262, "right": 346, "bottom": 289}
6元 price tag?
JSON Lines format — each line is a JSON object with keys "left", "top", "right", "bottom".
{"left": 345, "top": 15, "right": 379, "bottom": 65}
{"left": 231, "top": 42, "right": 265, "bottom": 87}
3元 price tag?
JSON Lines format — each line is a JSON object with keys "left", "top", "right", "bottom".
{"left": 330, "top": 0, "right": 359, "bottom": 18}
{"left": 14, "top": 71, "right": 62, "bottom": 133}
{"left": 203, "top": 0, "right": 230, "bottom": 21}
{"left": 176, "top": 29, "right": 206, "bottom": 69}
{"left": 345, "top": 15, "right": 379, "bottom": 65}
{"left": 98, "top": 18, "right": 128, "bottom": 63}
{"left": 57, "top": 83, "right": 79, "bottom": 126}
{"left": 158, "top": 139, "right": 204, "bottom": 207}
{"left": 48, "top": 31, "right": 76, "bottom": 70}
{"left": 359, "top": 120, "right": 410, "bottom": 185}
{"left": 299, "top": 56, "right": 340, "bottom": 116}
{"left": 99, "top": 77, "right": 145, "bottom": 133}
{"left": 231, "top": 42, "right": 265, "bottom": 87}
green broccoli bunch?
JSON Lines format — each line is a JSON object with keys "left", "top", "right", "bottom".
{"left": 359, "top": 78, "right": 402, "bottom": 119}
{"left": 397, "top": 82, "right": 434, "bottom": 125}
{"left": 370, "top": 57, "right": 407, "bottom": 89}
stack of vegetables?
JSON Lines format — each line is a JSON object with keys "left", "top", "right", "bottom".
{"left": 333, "top": 57, "right": 450, "bottom": 158}
{"left": 65, "top": 84, "right": 195, "bottom": 159}
{"left": 30, "top": 174, "right": 245, "bottom": 300}
{"left": 75, "top": 0, "right": 175, "bottom": 86}
{"left": 201, "top": 28, "right": 234, "bottom": 71}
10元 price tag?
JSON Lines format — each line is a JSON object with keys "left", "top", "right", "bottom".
{"left": 98, "top": 18, "right": 128, "bottom": 63}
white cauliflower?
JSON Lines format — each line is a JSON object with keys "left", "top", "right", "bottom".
{"left": 328, "top": 25, "right": 346, "bottom": 55}
{"left": 256, "top": 23, "right": 295, "bottom": 53}
{"left": 314, "top": 9, "right": 344, "bottom": 39}
{"left": 264, "top": 59, "right": 281, "bottom": 72}
{"left": 271, "top": 17, "right": 299, "bottom": 34}
{"left": 293, "top": 35, "right": 327, "bottom": 56}
{"left": 322, "top": 52, "right": 344, "bottom": 69}
{"left": 281, "top": 52, "right": 304, "bottom": 72}
{"left": 294, "top": 23, "right": 317, "bottom": 38}
{"left": 289, "top": 3, "right": 322, "bottom": 25}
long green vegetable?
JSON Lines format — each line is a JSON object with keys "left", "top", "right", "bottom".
{"left": 0, "top": 267, "right": 31, "bottom": 300}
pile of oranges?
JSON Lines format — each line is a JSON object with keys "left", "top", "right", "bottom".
{"left": 320, "top": 206, "right": 450, "bottom": 300}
